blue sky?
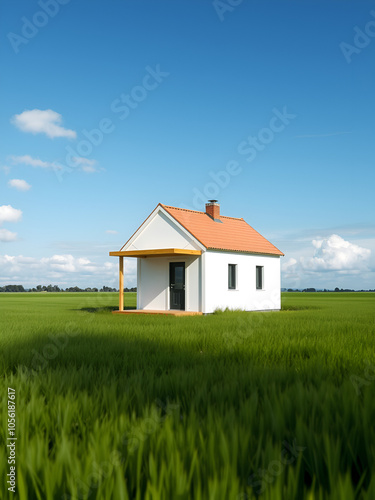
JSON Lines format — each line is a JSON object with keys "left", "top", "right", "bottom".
{"left": 0, "top": 0, "right": 374, "bottom": 289}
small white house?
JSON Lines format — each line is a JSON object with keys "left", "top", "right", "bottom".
{"left": 110, "top": 201, "right": 284, "bottom": 315}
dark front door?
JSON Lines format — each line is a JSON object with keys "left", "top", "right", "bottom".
{"left": 169, "top": 262, "right": 185, "bottom": 310}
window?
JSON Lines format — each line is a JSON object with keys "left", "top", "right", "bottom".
{"left": 228, "top": 264, "right": 237, "bottom": 289}
{"left": 256, "top": 266, "right": 263, "bottom": 290}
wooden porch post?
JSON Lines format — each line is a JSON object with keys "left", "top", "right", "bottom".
{"left": 119, "top": 256, "right": 124, "bottom": 311}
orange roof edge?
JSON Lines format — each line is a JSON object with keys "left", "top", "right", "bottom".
{"left": 241, "top": 220, "right": 284, "bottom": 256}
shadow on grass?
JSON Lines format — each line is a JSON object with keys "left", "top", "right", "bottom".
{"left": 78, "top": 306, "right": 127, "bottom": 313}
{"left": 76, "top": 304, "right": 320, "bottom": 313}
{"left": 70, "top": 305, "right": 136, "bottom": 313}
{"left": 281, "top": 305, "right": 321, "bottom": 311}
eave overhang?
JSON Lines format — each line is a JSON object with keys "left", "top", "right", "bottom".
{"left": 109, "top": 248, "right": 202, "bottom": 258}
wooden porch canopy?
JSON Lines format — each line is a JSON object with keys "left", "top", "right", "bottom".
{"left": 109, "top": 248, "right": 202, "bottom": 311}
{"left": 109, "top": 248, "right": 201, "bottom": 258}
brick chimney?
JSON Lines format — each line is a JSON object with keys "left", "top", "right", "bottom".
{"left": 205, "top": 200, "right": 221, "bottom": 221}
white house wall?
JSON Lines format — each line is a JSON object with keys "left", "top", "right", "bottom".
{"left": 137, "top": 255, "right": 201, "bottom": 312}
{"left": 126, "top": 211, "right": 201, "bottom": 251}
{"left": 204, "top": 251, "right": 281, "bottom": 313}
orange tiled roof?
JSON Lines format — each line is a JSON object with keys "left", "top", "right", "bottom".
{"left": 160, "top": 204, "right": 284, "bottom": 256}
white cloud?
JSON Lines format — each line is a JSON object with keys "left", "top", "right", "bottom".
{"left": 10, "top": 154, "right": 58, "bottom": 169}
{"left": 71, "top": 157, "right": 95, "bottom": 166}
{"left": 81, "top": 165, "right": 96, "bottom": 173}
{"left": 307, "top": 234, "right": 371, "bottom": 271}
{"left": 11, "top": 154, "right": 49, "bottom": 168}
{"left": 0, "top": 229, "right": 17, "bottom": 242}
{"left": 1, "top": 254, "right": 105, "bottom": 276}
{"left": 0, "top": 205, "right": 22, "bottom": 225}
{"left": 0, "top": 253, "right": 137, "bottom": 287}
{"left": 10, "top": 155, "right": 99, "bottom": 174}
{"left": 11, "top": 109, "right": 76, "bottom": 139}
{"left": 282, "top": 257, "right": 297, "bottom": 272}
{"left": 41, "top": 254, "right": 85, "bottom": 273}
{"left": 282, "top": 234, "right": 373, "bottom": 289}
{"left": 71, "top": 157, "right": 100, "bottom": 173}
{"left": 106, "top": 230, "right": 118, "bottom": 235}
{"left": 282, "top": 234, "right": 371, "bottom": 276}
{"left": 8, "top": 179, "right": 31, "bottom": 191}
{"left": 39, "top": 254, "right": 108, "bottom": 274}
{"left": 81, "top": 165, "right": 97, "bottom": 174}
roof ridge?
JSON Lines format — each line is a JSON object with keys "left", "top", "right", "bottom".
{"left": 220, "top": 215, "right": 244, "bottom": 221}
{"left": 161, "top": 204, "right": 244, "bottom": 221}
{"left": 161, "top": 204, "right": 203, "bottom": 215}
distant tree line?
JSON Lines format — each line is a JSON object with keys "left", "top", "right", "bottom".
{"left": 284, "top": 287, "right": 375, "bottom": 292}
{"left": 0, "top": 285, "right": 137, "bottom": 293}
{"left": 0, "top": 285, "right": 26, "bottom": 292}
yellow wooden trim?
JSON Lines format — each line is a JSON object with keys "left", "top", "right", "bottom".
{"left": 109, "top": 248, "right": 202, "bottom": 258}
{"left": 113, "top": 310, "right": 203, "bottom": 316}
{"left": 119, "top": 256, "right": 124, "bottom": 311}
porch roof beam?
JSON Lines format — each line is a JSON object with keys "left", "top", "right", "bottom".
{"left": 109, "top": 248, "right": 202, "bottom": 258}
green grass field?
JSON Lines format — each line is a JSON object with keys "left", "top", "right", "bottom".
{"left": 0, "top": 292, "right": 375, "bottom": 499}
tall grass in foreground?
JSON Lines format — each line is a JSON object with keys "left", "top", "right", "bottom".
{"left": 0, "top": 292, "right": 374, "bottom": 499}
